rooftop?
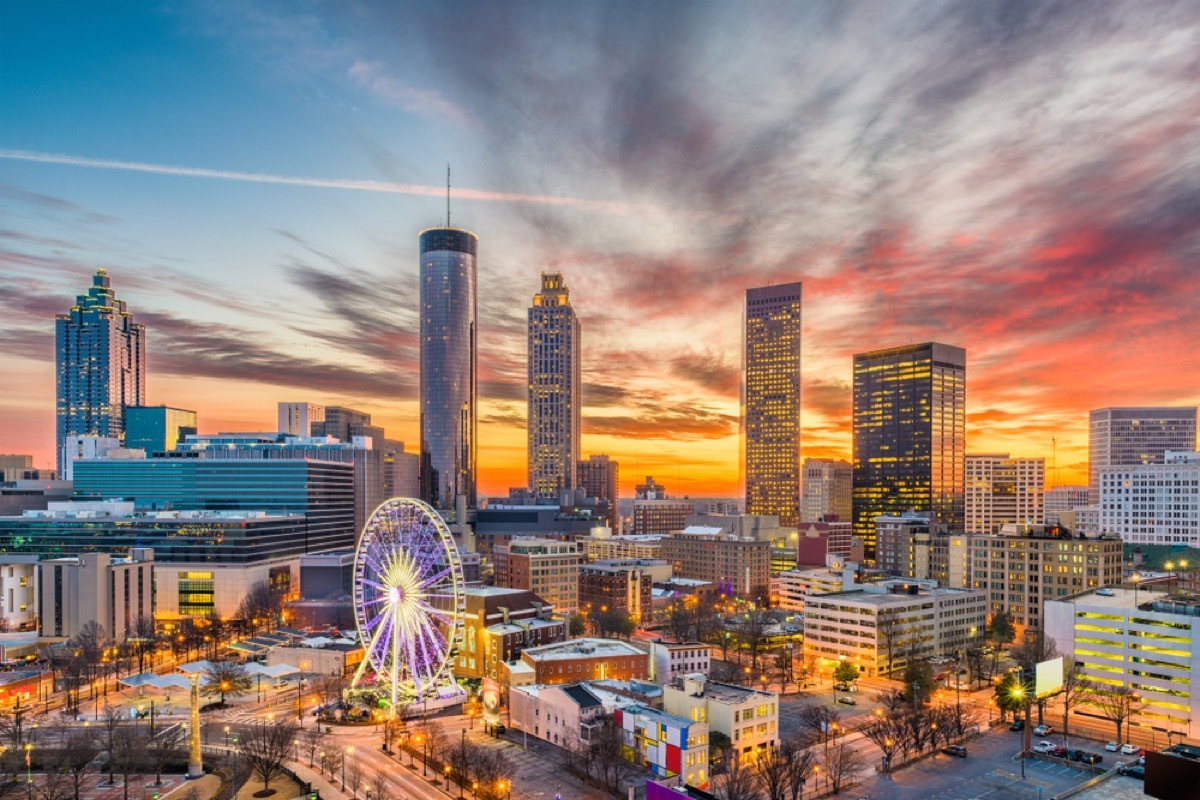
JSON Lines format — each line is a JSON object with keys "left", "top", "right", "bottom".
{"left": 622, "top": 704, "right": 696, "bottom": 729}
{"left": 686, "top": 678, "right": 775, "bottom": 705}
{"left": 1056, "top": 586, "right": 1172, "bottom": 610}
{"left": 522, "top": 638, "right": 645, "bottom": 662}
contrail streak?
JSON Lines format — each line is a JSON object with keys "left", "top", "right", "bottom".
{"left": 0, "top": 148, "right": 657, "bottom": 217}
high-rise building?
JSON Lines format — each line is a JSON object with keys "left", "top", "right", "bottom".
{"left": 527, "top": 273, "right": 581, "bottom": 500}
{"left": 125, "top": 406, "right": 198, "bottom": 455}
{"left": 659, "top": 529, "right": 770, "bottom": 600}
{"left": 635, "top": 476, "right": 667, "bottom": 499}
{"left": 744, "top": 283, "right": 802, "bottom": 526}
{"left": 1099, "top": 451, "right": 1200, "bottom": 546}
{"left": 39, "top": 549, "right": 154, "bottom": 640}
{"left": 1088, "top": 407, "right": 1197, "bottom": 502}
{"left": 801, "top": 459, "right": 852, "bottom": 523}
{"left": 577, "top": 455, "right": 619, "bottom": 529}
{"left": 852, "top": 342, "right": 966, "bottom": 556}
{"left": 1044, "top": 485, "right": 1090, "bottom": 527}
{"left": 278, "top": 403, "right": 325, "bottom": 437}
{"left": 964, "top": 454, "right": 1044, "bottom": 534}
{"left": 494, "top": 537, "right": 581, "bottom": 613}
{"left": 419, "top": 227, "right": 478, "bottom": 510}
{"left": 55, "top": 270, "right": 145, "bottom": 474}
{"left": 0, "top": 456, "right": 34, "bottom": 483}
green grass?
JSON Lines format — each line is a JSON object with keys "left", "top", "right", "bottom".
{"left": 1125, "top": 543, "right": 1200, "bottom": 571}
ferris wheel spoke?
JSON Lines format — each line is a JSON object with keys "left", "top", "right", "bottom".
{"left": 416, "top": 602, "right": 456, "bottom": 624}
{"left": 419, "top": 566, "right": 452, "bottom": 588}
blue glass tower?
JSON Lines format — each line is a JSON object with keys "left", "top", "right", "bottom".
{"left": 419, "top": 228, "right": 478, "bottom": 510}
{"left": 55, "top": 270, "right": 145, "bottom": 473}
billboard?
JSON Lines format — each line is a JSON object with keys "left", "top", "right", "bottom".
{"left": 1035, "top": 656, "right": 1064, "bottom": 698}
{"left": 481, "top": 677, "right": 502, "bottom": 725}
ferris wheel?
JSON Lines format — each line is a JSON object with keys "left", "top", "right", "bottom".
{"left": 351, "top": 498, "right": 465, "bottom": 708}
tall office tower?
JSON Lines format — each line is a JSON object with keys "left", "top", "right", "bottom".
{"left": 527, "top": 273, "right": 581, "bottom": 500}
{"left": 419, "top": 227, "right": 478, "bottom": 510}
{"left": 1044, "top": 485, "right": 1090, "bottom": 527}
{"left": 278, "top": 402, "right": 325, "bottom": 436}
{"left": 125, "top": 406, "right": 198, "bottom": 454}
{"left": 852, "top": 342, "right": 966, "bottom": 556}
{"left": 577, "top": 454, "right": 620, "bottom": 529}
{"left": 801, "top": 458, "right": 852, "bottom": 522}
{"left": 1088, "top": 407, "right": 1197, "bottom": 502}
{"left": 636, "top": 476, "right": 667, "bottom": 499}
{"left": 964, "top": 454, "right": 1045, "bottom": 534}
{"left": 55, "top": 269, "right": 145, "bottom": 474}
{"left": 744, "top": 283, "right": 803, "bottom": 527}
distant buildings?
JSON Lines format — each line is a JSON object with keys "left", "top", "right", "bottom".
{"left": 659, "top": 528, "right": 770, "bottom": 601}
{"left": 1088, "top": 407, "right": 1197, "bottom": 502}
{"left": 773, "top": 558, "right": 857, "bottom": 613}
{"left": 278, "top": 402, "right": 325, "bottom": 436}
{"left": 965, "top": 454, "right": 1044, "bottom": 534}
{"left": 1099, "top": 451, "right": 1200, "bottom": 545}
{"left": 852, "top": 342, "right": 967, "bottom": 556}
{"left": 582, "top": 534, "right": 665, "bottom": 562}
{"left": 579, "top": 559, "right": 669, "bottom": 624}
{"left": 874, "top": 514, "right": 970, "bottom": 588}
{"left": 419, "top": 227, "right": 478, "bottom": 510}
{"left": 528, "top": 273, "right": 581, "bottom": 501}
{"left": 794, "top": 520, "right": 855, "bottom": 567}
{"left": 744, "top": 283, "right": 803, "bottom": 527}
{"left": 577, "top": 455, "right": 620, "bottom": 529}
{"left": 0, "top": 555, "right": 38, "bottom": 631}
{"left": 663, "top": 674, "right": 778, "bottom": 762}
{"left": 55, "top": 270, "right": 145, "bottom": 474}
{"left": 494, "top": 538, "right": 581, "bottom": 614}
{"left": 801, "top": 580, "right": 986, "bottom": 677}
{"left": 519, "top": 638, "right": 649, "bottom": 684}
{"left": 39, "top": 549, "right": 154, "bottom": 640}
{"left": 0, "top": 456, "right": 33, "bottom": 483}
{"left": 633, "top": 498, "right": 696, "bottom": 536}
{"left": 124, "top": 406, "right": 197, "bottom": 455}
{"left": 801, "top": 459, "right": 852, "bottom": 523}
{"left": 1044, "top": 485, "right": 1090, "bottom": 527}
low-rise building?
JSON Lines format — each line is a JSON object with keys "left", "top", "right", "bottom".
{"left": 39, "top": 549, "right": 154, "bottom": 640}
{"left": 582, "top": 534, "right": 666, "bottom": 562}
{"left": 520, "top": 638, "right": 648, "bottom": 685}
{"left": 772, "top": 556, "right": 858, "bottom": 613}
{"left": 579, "top": 559, "right": 669, "bottom": 625}
{"left": 455, "top": 587, "right": 562, "bottom": 682}
{"left": 616, "top": 704, "right": 709, "bottom": 788}
{"left": 802, "top": 581, "right": 987, "bottom": 677}
{"left": 0, "top": 556, "right": 38, "bottom": 631}
{"left": 648, "top": 640, "right": 712, "bottom": 685}
{"left": 663, "top": 674, "right": 778, "bottom": 762}
{"left": 153, "top": 558, "right": 297, "bottom": 621}
{"left": 509, "top": 683, "right": 610, "bottom": 750}
{"left": 875, "top": 514, "right": 972, "bottom": 588}
{"left": 1045, "top": 586, "right": 1200, "bottom": 740}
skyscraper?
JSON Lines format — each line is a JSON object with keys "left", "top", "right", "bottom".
{"left": 55, "top": 269, "right": 145, "bottom": 474}
{"left": 1088, "top": 407, "right": 1197, "bottom": 502}
{"left": 125, "top": 405, "right": 198, "bottom": 454}
{"left": 744, "top": 283, "right": 802, "bottom": 526}
{"left": 278, "top": 402, "right": 325, "bottom": 437}
{"left": 964, "top": 453, "right": 1045, "bottom": 534}
{"left": 419, "top": 227, "right": 478, "bottom": 510}
{"left": 852, "top": 342, "right": 966, "bottom": 555}
{"left": 801, "top": 458, "right": 852, "bottom": 522}
{"left": 528, "top": 273, "right": 581, "bottom": 500}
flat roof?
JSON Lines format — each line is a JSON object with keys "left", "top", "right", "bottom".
{"left": 1056, "top": 586, "right": 1169, "bottom": 609}
{"left": 523, "top": 638, "right": 645, "bottom": 661}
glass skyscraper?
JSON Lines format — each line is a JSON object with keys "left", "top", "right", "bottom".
{"left": 125, "top": 405, "right": 198, "bottom": 454}
{"left": 419, "top": 227, "right": 478, "bottom": 510}
{"left": 852, "top": 342, "right": 966, "bottom": 555}
{"left": 55, "top": 269, "right": 145, "bottom": 473}
{"left": 528, "top": 273, "right": 581, "bottom": 500}
{"left": 744, "top": 283, "right": 803, "bottom": 526}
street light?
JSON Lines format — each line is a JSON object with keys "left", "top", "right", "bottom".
{"left": 24, "top": 743, "right": 32, "bottom": 800}
{"left": 224, "top": 725, "right": 231, "bottom": 746}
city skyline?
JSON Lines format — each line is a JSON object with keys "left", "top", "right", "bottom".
{"left": 3, "top": 2, "right": 1200, "bottom": 496}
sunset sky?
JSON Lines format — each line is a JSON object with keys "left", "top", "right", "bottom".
{"left": 2, "top": 1, "right": 1199, "bottom": 498}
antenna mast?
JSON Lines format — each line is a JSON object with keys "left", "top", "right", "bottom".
{"left": 447, "top": 163, "right": 451, "bottom": 228}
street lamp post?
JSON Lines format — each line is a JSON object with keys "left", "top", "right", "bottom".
{"left": 24, "top": 744, "right": 32, "bottom": 800}
{"left": 224, "top": 726, "right": 230, "bottom": 746}
{"left": 232, "top": 734, "right": 239, "bottom": 794}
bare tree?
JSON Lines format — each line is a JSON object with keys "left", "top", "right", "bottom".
{"left": 201, "top": 661, "right": 253, "bottom": 705}
{"left": 1059, "top": 661, "right": 1086, "bottom": 738}
{"left": 145, "top": 724, "right": 186, "bottom": 786}
{"left": 33, "top": 766, "right": 73, "bottom": 800}
{"left": 237, "top": 581, "right": 285, "bottom": 635}
{"left": 239, "top": 719, "right": 300, "bottom": 794}
{"left": 715, "top": 752, "right": 760, "bottom": 800}
{"left": 753, "top": 740, "right": 791, "bottom": 800}
{"left": 796, "top": 706, "right": 839, "bottom": 746}
{"left": 311, "top": 675, "right": 346, "bottom": 712}
{"left": 109, "top": 727, "right": 147, "bottom": 800}
{"left": 859, "top": 716, "right": 905, "bottom": 772}
{"left": 879, "top": 615, "right": 905, "bottom": 677}
{"left": 781, "top": 739, "right": 814, "bottom": 800}
{"left": 590, "top": 721, "right": 635, "bottom": 793}
{"left": 56, "top": 730, "right": 100, "bottom": 800}
{"left": 822, "top": 740, "right": 865, "bottom": 795}
{"left": 369, "top": 771, "right": 393, "bottom": 800}
{"left": 302, "top": 727, "right": 327, "bottom": 768}
{"left": 874, "top": 689, "right": 906, "bottom": 716}
{"left": 739, "top": 612, "right": 770, "bottom": 672}
{"left": 345, "top": 757, "right": 366, "bottom": 799}
{"left": 1086, "top": 685, "right": 1145, "bottom": 744}
{"left": 128, "top": 615, "right": 159, "bottom": 675}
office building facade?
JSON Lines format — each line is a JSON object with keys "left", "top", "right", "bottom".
{"left": 495, "top": 537, "right": 581, "bottom": 614}
{"left": 39, "top": 549, "right": 154, "bottom": 640}
{"left": 1099, "top": 452, "right": 1200, "bottom": 545}
{"left": 278, "top": 402, "right": 325, "bottom": 437}
{"left": 965, "top": 454, "right": 1044, "bottom": 534}
{"left": 801, "top": 458, "right": 852, "bottom": 523}
{"left": 633, "top": 500, "right": 696, "bottom": 535}
{"left": 528, "top": 273, "right": 581, "bottom": 500}
{"left": 419, "top": 227, "right": 478, "bottom": 510}
{"left": 744, "top": 283, "right": 803, "bottom": 527}
{"left": 852, "top": 342, "right": 966, "bottom": 555}
{"left": 578, "top": 455, "right": 620, "bottom": 529}
{"left": 1044, "top": 485, "right": 1091, "bottom": 527}
{"left": 659, "top": 531, "right": 770, "bottom": 601}
{"left": 55, "top": 270, "right": 145, "bottom": 473}
{"left": 125, "top": 406, "right": 198, "bottom": 455}
{"left": 1088, "top": 407, "right": 1197, "bottom": 502}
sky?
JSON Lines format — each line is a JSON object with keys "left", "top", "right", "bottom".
{"left": 2, "top": 0, "right": 1199, "bottom": 498}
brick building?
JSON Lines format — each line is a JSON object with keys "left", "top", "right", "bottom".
{"left": 579, "top": 559, "right": 668, "bottom": 625}
{"left": 520, "top": 638, "right": 649, "bottom": 685}
{"left": 659, "top": 529, "right": 770, "bottom": 601}
{"left": 454, "top": 587, "right": 565, "bottom": 682}
{"left": 494, "top": 538, "right": 581, "bottom": 614}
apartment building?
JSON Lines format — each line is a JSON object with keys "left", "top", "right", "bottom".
{"left": 495, "top": 537, "right": 581, "bottom": 614}
{"left": 965, "top": 454, "right": 1045, "bottom": 534}
{"left": 802, "top": 581, "right": 987, "bottom": 677}
{"left": 579, "top": 559, "right": 668, "bottom": 624}
{"left": 648, "top": 640, "right": 713, "bottom": 685}
{"left": 663, "top": 674, "right": 778, "bottom": 762}
{"left": 1098, "top": 451, "right": 1200, "bottom": 546}
{"left": 659, "top": 529, "right": 770, "bottom": 601}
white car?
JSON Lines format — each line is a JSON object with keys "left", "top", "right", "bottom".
{"left": 1121, "top": 743, "right": 1140, "bottom": 755}
{"left": 1034, "top": 724, "right": 1053, "bottom": 736}
{"left": 1033, "top": 741, "right": 1057, "bottom": 754}
{"left": 1105, "top": 742, "right": 1119, "bottom": 752}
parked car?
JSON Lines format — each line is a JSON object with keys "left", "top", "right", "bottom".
{"left": 1120, "top": 743, "right": 1140, "bottom": 755}
{"left": 1067, "top": 750, "right": 1087, "bottom": 762}
{"left": 834, "top": 682, "right": 851, "bottom": 691}
{"left": 1051, "top": 746, "right": 1069, "bottom": 758}
{"left": 1034, "top": 724, "right": 1053, "bottom": 736}
{"left": 1119, "top": 765, "right": 1145, "bottom": 780}
{"left": 836, "top": 696, "right": 857, "bottom": 706}
{"left": 1106, "top": 742, "right": 1120, "bottom": 752}
{"left": 1010, "top": 720, "right": 1025, "bottom": 732}
{"left": 1081, "top": 753, "right": 1104, "bottom": 765}
{"left": 1033, "top": 742, "right": 1057, "bottom": 754}
{"left": 942, "top": 745, "right": 968, "bottom": 758}
{"left": 1096, "top": 588, "right": 1115, "bottom": 597}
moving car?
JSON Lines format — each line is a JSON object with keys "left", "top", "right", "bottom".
{"left": 942, "top": 745, "right": 968, "bottom": 758}
{"left": 834, "top": 682, "right": 851, "bottom": 691}
{"left": 836, "top": 696, "right": 857, "bottom": 705}
{"left": 1034, "top": 724, "right": 1053, "bottom": 736}
{"left": 1120, "top": 743, "right": 1140, "bottom": 755}
{"left": 1010, "top": 720, "right": 1025, "bottom": 732}
{"left": 1106, "top": 742, "right": 1120, "bottom": 752}
{"left": 1033, "top": 741, "right": 1057, "bottom": 754}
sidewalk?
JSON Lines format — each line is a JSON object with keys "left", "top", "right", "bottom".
{"left": 286, "top": 757, "right": 348, "bottom": 800}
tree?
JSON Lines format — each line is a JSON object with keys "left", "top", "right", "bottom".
{"left": 994, "top": 671, "right": 1028, "bottom": 723}
{"left": 33, "top": 762, "right": 72, "bottom": 800}
{"left": 302, "top": 727, "right": 327, "bottom": 768}
{"left": 781, "top": 739, "right": 814, "bottom": 800}
{"left": 714, "top": 752, "right": 760, "bottom": 800}
{"left": 68, "top": 621, "right": 110, "bottom": 699}
{"left": 1010, "top": 631, "right": 1060, "bottom": 724}
{"left": 965, "top": 646, "right": 988, "bottom": 689}
{"left": 859, "top": 716, "right": 904, "bottom": 772}
{"left": 987, "top": 611, "right": 1016, "bottom": 673}
{"left": 237, "top": 581, "right": 285, "bottom": 635}
{"left": 145, "top": 724, "right": 186, "bottom": 786}
{"left": 874, "top": 689, "right": 906, "bottom": 716}
{"left": 311, "top": 675, "right": 346, "bottom": 712}
{"left": 738, "top": 612, "right": 769, "bottom": 671}
{"left": 369, "top": 771, "right": 393, "bottom": 800}
{"left": 709, "top": 730, "right": 732, "bottom": 766}
{"left": 345, "top": 757, "right": 365, "bottom": 798}
{"left": 239, "top": 719, "right": 300, "bottom": 794}
{"left": 567, "top": 614, "right": 586, "bottom": 637}
{"left": 108, "top": 727, "right": 146, "bottom": 800}
{"left": 1086, "top": 685, "right": 1145, "bottom": 744}
{"left": 796, "top": 706, "right": 839, "bottom": 747}
{"left": 833, "top": 660, "right": 859, "bottom": 686}
{"left": 1059, "top": 661, "right": 1086, "bottom": 738}
{"left": 201, "top": 661, "right": 253, "bottom": 705}
{"left": 753, "top": 739, "right": 792, "bottom": 800}
{"left": 56, "top": 730, "right": 100, "bottom": 800}
{"left": 822, "top": 740, "right": 865, "bottom": 795}
{"left": 595, "top": 608, "right": 634, "bottom": 640}
{"left": 901, "top": 659, "right": 935, "bottom": 707}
